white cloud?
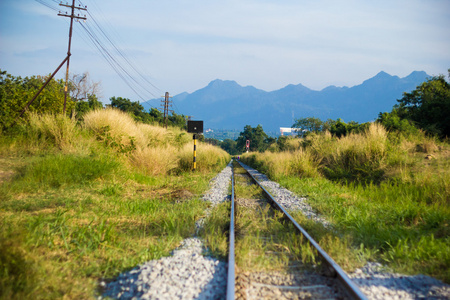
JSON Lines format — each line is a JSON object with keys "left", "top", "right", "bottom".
{"left": 1, "top": 0, "right": 449, "bottom": 101}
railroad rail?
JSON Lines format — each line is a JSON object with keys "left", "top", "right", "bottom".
{"left": 226, "top": 160, "right": 368, "bottom": 300}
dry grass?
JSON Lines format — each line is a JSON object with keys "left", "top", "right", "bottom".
{"left": 82, "top": 109, "right": 230, "bottom": 174}
{"left": 240, "top": 123, "right": 450, "bottom": 282}
{"left": 83, "top": 108, "right": 144, "bottom": 148}
{"left": 243, "top": 150, "right": 320, "bottom": 180}
{"left": 177, "top": 143, "right": 230, "bottom": 173}
{"left": 129, "top": 145, "right": 179, "bottom": 176}
{"left": 18, "top": 112, "right": 93, "bottom": 155}
{"left": 2, "top": 110, "right": 229, "bottom": 177}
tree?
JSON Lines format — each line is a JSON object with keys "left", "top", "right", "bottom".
{"left": 168, "top": 113, "right": 187, "bottom": 130}
{"left": 69, "top": 72, "right": 103, "bottom": 118}
{"left": 109, "top": 96, "right": 189, "bottom": 129}
{"left": 396, "top": 72, "right": 450, "bottom": 137}
{"left": 0, "top": 70, "right": 74, "bottom": 130}
{"left": 329, "top": 118, "right": 348, "bottom": 138}
{"left": 69, "top": 72, "right": 101, "bottom": 102}
{"left": 292, "top": 117, "right": 323, "bottom": 136}
{"left": 377, "top": 106, "right": 418, "bottom": 135}
{"left": 236, "top": 124, "right": 273, "bottom": 152}
{"left": 75, "top": 94, "right": 103, "bottom": 118}
{"left": 220, "top": 139, "right": 238, "bottom": 155}
{"left": 88, "top": 94, "right": 103, "bottom": 110}
{"left": 277, "top": 136, "right": 289, "bottom": 151}
{"left": 149, "top": 108, "right": 163, "bottom": 123}
{"left": 327, "top": 118, "right": 368, "bottom": 137}
{"left": 110, "top": 96, "right": 149, "bottom": 123}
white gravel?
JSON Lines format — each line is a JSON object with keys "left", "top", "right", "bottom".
{"left": 100, "top": 161, "right": 450, "bottom": 300}
{"left": 101, "top": 238, "right": 227, "bottom": 300}
{"left": 349, "top": 262, "right": 450, "bottom": 300}
{"left": 239, "top": 162, "right": 331, "bottom": 228}
{"left": 239, "top": 162, "right": 450, "bottom": 300}
{"left": 100, "top": 164, "right": 232, "bottom": 300}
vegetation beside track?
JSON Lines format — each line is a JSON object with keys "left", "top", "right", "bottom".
{"left": 240, "top": 123, "right": 450, "bottom": 283}
{"left": 0, "top": 110, "right": 230, "bottom": 299}
{"left": 201, "top": 162, "right": 321, "bottom": 273}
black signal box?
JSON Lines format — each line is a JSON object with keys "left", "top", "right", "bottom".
{"left": 187, "top": 120, "right": 203, "bottom": 134}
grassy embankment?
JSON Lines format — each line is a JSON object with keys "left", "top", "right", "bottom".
{"left": 0, "top": 109, "right": 230, "bottom": 299}
{"left": 240, "top": 123, "right": 449, "bottom": 283}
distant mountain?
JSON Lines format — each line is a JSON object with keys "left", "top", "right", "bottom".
{"left": 143, "top": 71, "right": 430, "bottom": 134}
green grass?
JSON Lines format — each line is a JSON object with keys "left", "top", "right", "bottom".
{"left": 240, "top": 123, "right": 450, "bottom": 283}
{"left": 279, "top": 176, "right": 450, "bottom": 283}
{"left": 0, "top": 153, "right": 217, "bottom": 299}
{"left": 0, "top": 111, "right": 229, "bottom": 299}
{"left": 200, "top": 201, "right": 230, "bottom": 260}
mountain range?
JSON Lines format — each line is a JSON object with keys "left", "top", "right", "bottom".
{"left": 144, "top": 71, "right": 430, "bottom": 134}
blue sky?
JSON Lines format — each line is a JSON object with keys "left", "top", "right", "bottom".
{"left": 1, "top": 0, "right": 449, "bottom": 104}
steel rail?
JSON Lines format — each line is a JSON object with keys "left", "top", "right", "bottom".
{"left": 226, "top": 164, "right": 236, "bottom": 300}
{"left": 237, "top": 161, "right": 368, "bottom": 300}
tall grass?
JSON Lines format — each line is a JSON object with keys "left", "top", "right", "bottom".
{"left": 241, "top": 149, "right": 320, "bottom": 180}
{"left": 241, "top": 122, "right": 450, "bottom": 282}
{"left": 82, "top": 109, "right": 229, "bottom": 174}
{"left": 318, "top": 123, "right": 388, "bottom": 183}
{"left": 83, "top": 108, "right": 142, "bottom": 148}
{"left": 0, "top": 109, "right": 231, "bottom": 298}
{"left": 177, "top": 143, "right": 230, "bottom": 173}
{"left": 129, "top": 146, "right": 179, "bottom": 176}
{"left": 243, "top": 123, "right": 389, "bottom": 183}
{"left": 0, "top": 112, "right": 90, "bottom": 155}
{"left": 27, "top": 112, "right": 81, "bottom": 152}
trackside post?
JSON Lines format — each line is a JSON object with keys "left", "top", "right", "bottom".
{"left": 187, "top": 120, "right": 203, "bottom": 171}
{"left": 193, "top": 134, "right": 197, "bottom": 170}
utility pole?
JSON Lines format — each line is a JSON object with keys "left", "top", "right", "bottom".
{"left": 161, "top": 92, "right": 173, "bottom": 128}
{"left": 58, "top": 0, "right": 87, "bottom": 113}
{"left": 11, "top": 1, "right": 87, "bottom": 127}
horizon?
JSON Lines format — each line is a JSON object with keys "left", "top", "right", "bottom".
{"left": 173, "top": 70, "right": 431, "bottom": 96}
{"left": 1, "top": 0, "right": 449, "bottom": 106}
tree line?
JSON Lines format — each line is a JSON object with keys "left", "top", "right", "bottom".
{"left": 0, "top": 69, "right": 188, "bottom": 131}
{"left": 213, "top": 70, "right": 450, "bottom": 154}
{"left": 2, "top": 68, "right": 448, "bottom": 151}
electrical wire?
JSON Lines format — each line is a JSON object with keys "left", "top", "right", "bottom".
{"left": 84, "top": 7, "right": 162, "bottom": 94}
{"left": 34, "top": 0, "right": 59, "bottom": 12}
{"left": 34, "top": 0, "right": 164, "bottom": 106}
{"left": 79, "top": 22, "right": 147, "bottom": 101}
{"left": 78, "top": 0, "right": 163, "bottom": 96}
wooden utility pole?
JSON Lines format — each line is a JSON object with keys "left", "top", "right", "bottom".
{"left": 11, "top": 2, "right": 87, "bottom": 127}
{"left": 161, "top": 92, "right": 173, "bottom": 128}
{"left": 58, "top": 0, "right": 87, "bottom": 113}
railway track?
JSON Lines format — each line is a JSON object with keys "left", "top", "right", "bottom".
{"left": 101, "top": 162, "right": 449, "bottom": 299}
{"left": 227, "top": 160, "right": 367, "bottom": 300}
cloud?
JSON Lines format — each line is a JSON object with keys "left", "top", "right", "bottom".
{"left": 1, "top": 0, "right": 449, "bottom": 101}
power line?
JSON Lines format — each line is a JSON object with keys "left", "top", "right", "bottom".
{"left": 34, "top": 0, "right": 58, "bottom": 12}
{"left": 35, "top": 0, "right": 164, "bottom": 103}
{"left": 77, "top": 0, "right": 163, "bottom": 97}
{"left": 85, "top": 10, "right": 163, "bottom": 95}
{"left": 79, "top": 22, "right": 147, "bottom": 101}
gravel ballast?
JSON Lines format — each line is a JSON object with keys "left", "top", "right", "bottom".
{"left": 239, "top": 162, "right": 450, "bottom": 300}
{"left": 100, "top": 162, "right": 449, "bottom": 299}
{"left": 100, "top": 164, "right": 232, "bottom": 300}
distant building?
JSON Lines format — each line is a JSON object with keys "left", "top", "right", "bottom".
{"left": 280, "top": 127, "right": 301, "bottom": 136}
